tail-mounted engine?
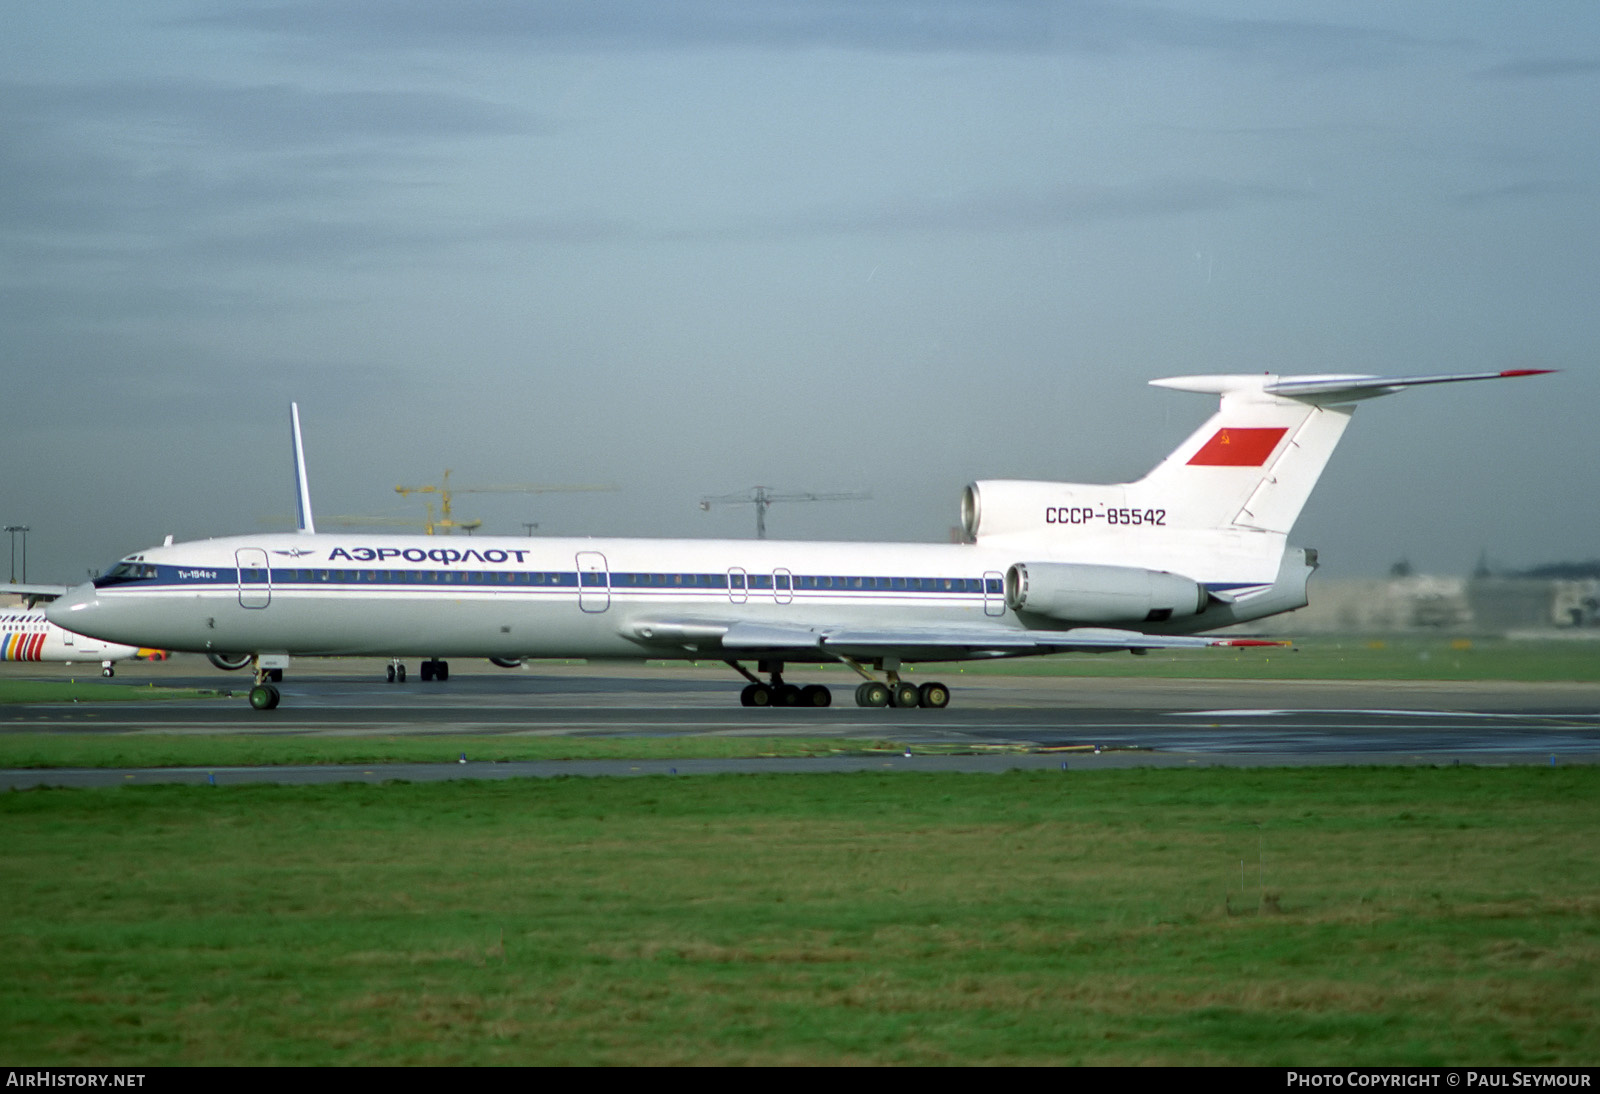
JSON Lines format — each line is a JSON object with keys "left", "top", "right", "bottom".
{"left": 962, "top": 480, "right": 1135, "bottom": 543}
{"left": 1004, "top": 561, "right": 1208, "bottom": 624}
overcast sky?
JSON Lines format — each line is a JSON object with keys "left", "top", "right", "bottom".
{"left": 4, "top": 1, "right": 1596, "bottom": 584}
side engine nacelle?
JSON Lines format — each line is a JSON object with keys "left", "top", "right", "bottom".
{"left": 1005, "top": 562, "right": 1207, "bottom": 624}
{"left": 207, "top": 652, "right": 253, "bottom": 671}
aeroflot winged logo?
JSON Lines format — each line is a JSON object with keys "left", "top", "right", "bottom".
{"left": 1188, "top": 427, "right": 1287, "bottom": 467}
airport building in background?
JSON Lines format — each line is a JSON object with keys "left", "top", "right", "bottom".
{"left": 1243, "top": 573, "right": 1600, "bottom": 636}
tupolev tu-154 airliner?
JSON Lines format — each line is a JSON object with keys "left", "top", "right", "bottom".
{"left": 48, "top": 370, "right": 1548, "bottom": 711}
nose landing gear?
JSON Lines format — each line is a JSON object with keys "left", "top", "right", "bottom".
{"left": 247, "top": 657, "right": 281, "bottom": 710}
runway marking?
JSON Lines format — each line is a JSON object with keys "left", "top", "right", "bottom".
{"left": 1175, "top": 709, "right": 1600, "bottom": 721}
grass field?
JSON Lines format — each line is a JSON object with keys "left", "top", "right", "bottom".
{"left": 0, "top": 733, "right": 924, "bottom": 770}
{"left": 4, "top": 639, "right": 1594, "bottom": 1064}
{"left": 3, "top": 766, "right": 1597, "bottom": 1065}
{"left": 0, "top": 679, "right": 218, "bottom": 704}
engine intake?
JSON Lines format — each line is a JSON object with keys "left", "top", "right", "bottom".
{"left": 1005, "top": 562, "right": 1207, "bottom": 624}
{"left": 206, "top": 652, "right": 252, "bottom": 672}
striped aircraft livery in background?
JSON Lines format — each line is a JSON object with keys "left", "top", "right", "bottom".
{"left": 0, "top": 607, "right": 144, "bottom": 675}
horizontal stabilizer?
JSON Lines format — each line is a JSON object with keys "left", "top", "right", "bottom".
{"left": 1151, "top": 369, "right": 1553, "bottom": 405}
{"left": 1263, "top": 369, "right": 1554, "bottom": 403}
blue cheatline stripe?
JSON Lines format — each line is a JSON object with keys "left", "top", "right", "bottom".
{"left": 99, "top": 563, "right": 1283, "bottom": 604}
{"left": 101, "top": 566, "right": 1007, "bottom": 596}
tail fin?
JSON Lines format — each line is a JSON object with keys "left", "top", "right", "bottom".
{"left": 291, "top": 402, "right": 316, "bottom": 534}
{"left": 1137, "top": 370, "right": 1552, "bottom": 535}
{"left": 965, "top": 369, "right": 1550, "bottom": 581}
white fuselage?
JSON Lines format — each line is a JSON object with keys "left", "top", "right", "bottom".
{"left": 45, "top": 531, "right": 1302, "bottom": 663}
{"left": 0, "top": 607, "right": 142, "bottom": 666}
{"left": 43, "top": 369, "right": 1545, "bottom": 684}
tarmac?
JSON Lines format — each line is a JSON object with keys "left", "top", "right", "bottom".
{"left": 4, "top": 655, "right": 1598, "bottom": 787}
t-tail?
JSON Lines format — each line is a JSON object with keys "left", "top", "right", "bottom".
{"left": 966, "top": 369, "right": 1551, "bottom": 629}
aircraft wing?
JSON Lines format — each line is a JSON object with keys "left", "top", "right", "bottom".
{"left": 3, "top": 583, "right": 75, "bottom": 607}
{"left": 628, "top": 618, "right": 1275, "bottom": 662}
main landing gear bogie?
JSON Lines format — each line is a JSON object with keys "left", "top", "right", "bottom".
{"left": 387, "top": 659, "right": 451, "bottom": 683}
{"left": 730, "top": 659, "right": 835, "bottom": 708}
{"left": 739, "top": 682, "right": 832, "bottom": 708}
{"left": 852, "top": 680, "right": 950, "bottom": 709}
{"left": 726, "top": 658, "right": 952, "bottom": 710}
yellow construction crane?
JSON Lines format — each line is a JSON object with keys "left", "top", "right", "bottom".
{"left": 394, "top": 471, "right": 618, "bottom": 535}
{"left": 321, "top": 510, "right": 440, "bottom": 533}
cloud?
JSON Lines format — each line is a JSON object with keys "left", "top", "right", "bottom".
{"left": 1451, "top": 180, "right": 1590, "bottom": 207}
{"left": 0, "top": 77, "right": 539, "bottom": 294}
{"left": 0, "top": 78, "right": 535, "bottom": 240}
{"left": 766, "top": 176, "right": 1304, "bottom": 237}
{"left": 0, "top": 329, "right": 405, "bottom": 432}
{"left": 0, "top": 78, "right": 533, "bottom": 149}
{"left": 192, "top": 0, "right": 1421, "bottom": 67}
{"left": 465, "top": 177, "right": 1305, "bottom": 246}
{"left": 1472, "top": 57, "right": 1600, "bottom": 80}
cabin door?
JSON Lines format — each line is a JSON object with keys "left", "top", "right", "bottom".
{"left": 983, "top": 570, "right": 1005, "bottom": 616}
{"left": 575, "top": 551, "right": 610, "bottom": 613}
{"left": 236, "top": 548, "right": 272, "bottom": 609}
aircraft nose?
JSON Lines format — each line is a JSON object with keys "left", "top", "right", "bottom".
{"left": 44, "top": 583, "right": 99, "bottom": 628}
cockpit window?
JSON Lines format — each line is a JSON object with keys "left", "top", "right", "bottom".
{"left": 94, "top": 561, "right": 158, "bottom": 587}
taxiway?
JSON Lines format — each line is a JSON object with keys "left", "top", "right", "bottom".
{"left": 3, "top": 657, "right": 1597, "bottom": 787}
